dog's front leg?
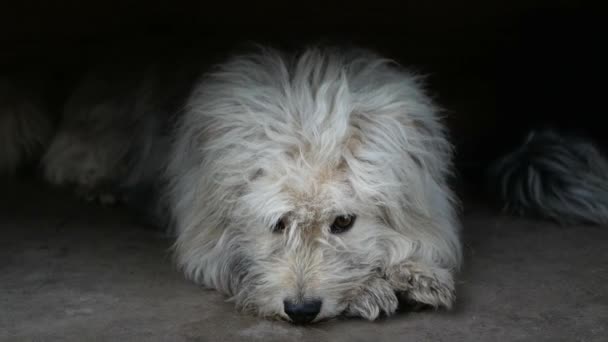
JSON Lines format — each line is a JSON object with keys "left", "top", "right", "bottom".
{"left": 344, "top": 275, "right": 399, "bottom": 320}
{"left": 384, "top": 260, "right": 456, "bottom": 310}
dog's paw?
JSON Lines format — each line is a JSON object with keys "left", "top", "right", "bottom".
{"left": 344, "top": 276, "right": 399, "bottom": 321}
{"left": 385, "top": 261, "right": 455, "bottom": 309}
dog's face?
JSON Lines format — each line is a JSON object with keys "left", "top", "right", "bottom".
{"left": 228, "top": 148, "right": 408, "bottom": 323}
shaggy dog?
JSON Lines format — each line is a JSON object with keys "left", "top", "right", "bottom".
{"left": 5, "top": 45, "right": 463, "bottom": 323}
{"left": 3, "top": 42, "right": 607, "bottom": 324}
{"left": 165, "top": 47, "right": 462, "bottom": 322}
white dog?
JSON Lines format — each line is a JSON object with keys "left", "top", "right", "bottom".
{"left": 166, "top": 46, "right": 462, "bottom": 322}
{"left": 6, "top": 45, "right": 463, "bottom": 323}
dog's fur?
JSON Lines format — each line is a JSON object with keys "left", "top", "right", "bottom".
{"left": 487, "top": 129, "right": 608, "bottom": 225}
{"left": 166, "top": 47, "right": 461, "bottom": 320}
{"left": 4, "top": 45, "right": 463, "bottom": 322}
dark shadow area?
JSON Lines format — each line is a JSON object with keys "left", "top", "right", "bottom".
{"left": 1, "top": 1, "right": 603, "bottom": 191}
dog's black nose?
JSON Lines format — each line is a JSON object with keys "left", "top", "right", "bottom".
{"left": 283, "top": 299, "right": 322, "bottom": 324}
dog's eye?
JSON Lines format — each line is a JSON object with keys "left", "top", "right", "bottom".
{"left": 330, "top": 215, "right": 356, "bottom": 234}
{"left": 272, "top": 218, "right": 287, "bottom": 233}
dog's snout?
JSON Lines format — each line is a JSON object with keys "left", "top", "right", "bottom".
{"left": 283, "top": 299, "right": 322, "bottom": 324}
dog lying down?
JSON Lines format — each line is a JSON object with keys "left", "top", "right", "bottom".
{"left": 5, "top": 44, "right": 603, "bottom": 324}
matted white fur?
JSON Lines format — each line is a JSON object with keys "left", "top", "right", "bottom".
{"left": 166, "top": 46, "right": 462, "bottom": 322}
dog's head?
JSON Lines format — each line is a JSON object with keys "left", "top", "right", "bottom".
{"left": 230, "top": 148, "right": 403, "bottom": 323}
{"left": 169, "top": 46, "right": 458, "bottom": 323}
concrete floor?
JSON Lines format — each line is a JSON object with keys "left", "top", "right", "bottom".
{"left": 1, "top": 180, "right": 607, "bottom": 342}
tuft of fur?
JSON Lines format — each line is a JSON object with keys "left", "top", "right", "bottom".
{"left": 487, "top": 129, "right": 608, "bottom": 225}
{"left": 0, "top": 78, "right": 53, "bottom": 175}
{"left": 166, "top": 45, "right": 461, "bottom": 322}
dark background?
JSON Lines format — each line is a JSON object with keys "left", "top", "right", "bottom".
{"left": 0, "top": 0, "right": 604, "bottom": 185}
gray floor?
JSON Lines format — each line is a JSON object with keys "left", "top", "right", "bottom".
{"left": 1, "top": 180, "right": 607, "bottom": 342}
